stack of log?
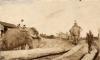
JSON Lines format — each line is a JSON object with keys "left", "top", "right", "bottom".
{"left": 0, "top": 44, "right": 98, "bottom": 60}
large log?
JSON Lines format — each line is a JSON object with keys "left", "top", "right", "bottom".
{"left": 0, "top": 47, "right": 70, "bottom": 60}
{"left": 52, "top": 44, "right": 84, "bottom": 60}
{"left": 81, "top": 47, "right": 97, "bottom": 60}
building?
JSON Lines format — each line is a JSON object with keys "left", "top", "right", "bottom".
{"left": 0, "top": 21, "right": 17, "bottom": 28}
{"left": 0, "top": 21, "right": 17, "bottom": 35}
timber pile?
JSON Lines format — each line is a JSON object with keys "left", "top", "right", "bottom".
{"left": 0, "top": 47, "right": 70, "bottom": 60}
{"left": 52, "top": 44, "right": 84, "bottom": 60}
{"left": 0, "top": 43, "right": 97, "bottom": 60}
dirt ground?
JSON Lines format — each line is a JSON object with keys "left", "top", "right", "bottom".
{"left": 30, "top": 38, "right": 75, "bottom": 49}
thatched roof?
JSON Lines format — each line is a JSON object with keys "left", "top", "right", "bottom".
{"left": 0, "top": 21, "right": 17, "bottom": 28}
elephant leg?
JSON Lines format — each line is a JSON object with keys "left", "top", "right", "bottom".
{"left": 27, "top": 40, "right": 33, "bottom": 49}
{"left": 75, "top": 37, "right": 77, "bottom": 45}
{"left": 28, "top": 42, "right": 33, "bottom": 49}
{"left": 21, "top": 44, "right": 26, "bottom": 50}
{"left": 73, "top": 36, "right": 78, "bottom": 45}
{"left": 75, "top": 36, "right": 78, "bottom": 45}
{"left": 72, "top": 36, "right": 75, "bottom": 45}
{"left": 88, "top": 42, "right": 92, "bottom": 53}
{"left": 76, "top": 36, "right": 78, "bottom": 45}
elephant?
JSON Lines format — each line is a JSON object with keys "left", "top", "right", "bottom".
{"left": 0, "top": 28, "right": 34, "bottom": 51}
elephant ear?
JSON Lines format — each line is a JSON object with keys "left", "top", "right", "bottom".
{"left": 30, "top": 27, "right": 39, "bottom": 35}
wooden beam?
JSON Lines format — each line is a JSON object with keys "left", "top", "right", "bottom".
{"left": 0, "top": 47, "right": 70, "bottom": 60}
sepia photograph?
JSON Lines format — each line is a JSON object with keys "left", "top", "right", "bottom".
{"left": 0, "top": 0, "right": 99, "bottom": 60}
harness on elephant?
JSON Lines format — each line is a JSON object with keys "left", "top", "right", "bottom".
{"left": 70, "top": 26, "right": 81, "bottom": 36}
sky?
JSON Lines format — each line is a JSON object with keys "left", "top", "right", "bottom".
{"left": 0, "top": 0, "right": 100, "bottom": 37}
